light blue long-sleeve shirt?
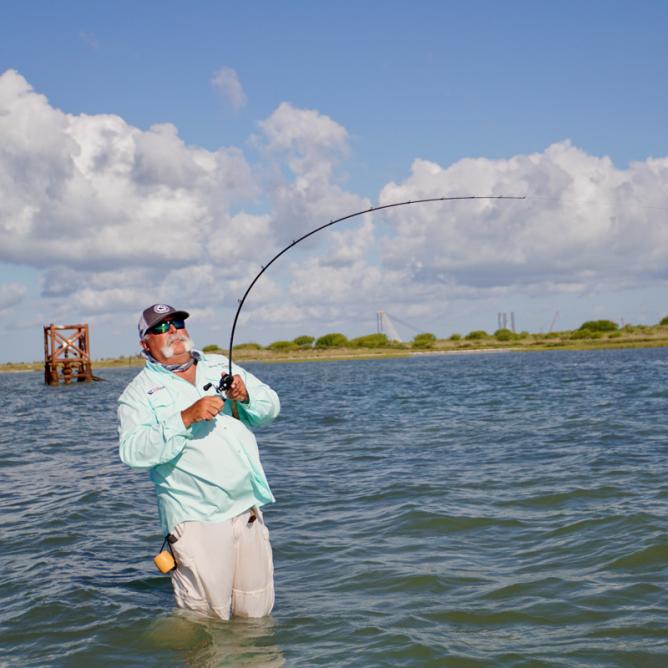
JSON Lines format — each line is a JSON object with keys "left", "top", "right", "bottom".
{"left": 118, "top": 352, "right": 279, "bottom": 535}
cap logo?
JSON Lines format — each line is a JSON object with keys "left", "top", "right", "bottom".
{"left": 153, "top": 304, "right": 170, "bottom": 313}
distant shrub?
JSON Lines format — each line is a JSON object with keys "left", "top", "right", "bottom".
{"left": 494, "top": 328, "right": 515, "bottom": 342}
{"left": 571, "top": 329, "right": 602, "bottom": 340}
{"left": 233, "top": 342, "right": 262, "bottom": 350}
{"left": 570, "top": 329, "right": 592, "bottom": 340}
{"left": 542, "top": 332, "right": 560, "bottom": 339}
{"left": 292, "top": 335, "right": 315, "bottom": 347}
{"left": 350, "top": 333, "right": 389, "bottom": 348}
{"left": 316, "top": 332, "right": 349, "bottom": 348}
{"left": 516, "top": 331, "right": 530, "bottom": 339}
{"left": 607, "top": 331, "right": 623, "bottom": 338}
{"left": 449, "top": 333, "right": 462, "bottom": 341}
{"left": 465, "top": 330, "right": 488, "bottom": 340}
{"left": 268, "top": 340, "right": 297, "bottom": 351}
{"left": 660, "top": 316, "right": 668, "bottom": 326}
{"left": 412, "top": 332, "right": 437, "bottom": 349}
{"left": 578, "top": 319, "right": 618, "bottom": 332}
{"left": 621, "top": 324, "right": 636, "bottom": 333}
{"left": 202, "top": 344, "right": 222, "bottom": 353}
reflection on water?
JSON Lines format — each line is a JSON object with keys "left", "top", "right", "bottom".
{"left": 146, "top": 612, "right": 284, "bottom": 667}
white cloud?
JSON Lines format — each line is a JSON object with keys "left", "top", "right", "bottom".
{"left": 239, "top": 141, "right": 668, "bottom": 336}
{"left": 378, "top": 141, "right": 668, "bottom": 296}
{"left": 0, "top": 70, "right": 256, "bottom": 272}
{"left": 208, "top": 212, "right": 274, "bottom": 265}
{"left": 211, "top": 67, "right": 247, "bottom": 109}
{"left": 3, "top": 68, "right": 668, "bottom": 354}
{"left": 0, "top": 282, "right": 27, "bottom": 312}
{"left": 256, "top": 102, "right": 368, "bottom": 245}
{"left": 259, "top": 102, "right": 348, "bottom": 179}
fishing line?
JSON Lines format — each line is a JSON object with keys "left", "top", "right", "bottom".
{"left": 530, "top": 195, "right": 668, "bottom": 212}
{"left": 208, "top": 195, "right": 526, "bottom": 395}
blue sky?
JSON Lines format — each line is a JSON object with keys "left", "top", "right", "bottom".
{"left": 1, "top": 2, "right": 668, "bottom": 361}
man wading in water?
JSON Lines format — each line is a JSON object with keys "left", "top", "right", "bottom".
{"left": 118, "top": 304, "right": 279, "bottom": 620}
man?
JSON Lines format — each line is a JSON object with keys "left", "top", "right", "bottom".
{"left": 118, "top": 304, "right": 279, "bottom": 620}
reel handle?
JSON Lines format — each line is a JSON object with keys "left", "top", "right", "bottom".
{"left": 203, "top": 372, "right": 234, "bottom": 395}
{"left": 203, "top": 373, "right": 239, "bottom": 419}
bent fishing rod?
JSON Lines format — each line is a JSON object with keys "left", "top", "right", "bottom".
{"left": 205, "top": 195, "right": 526, "bottom": 397}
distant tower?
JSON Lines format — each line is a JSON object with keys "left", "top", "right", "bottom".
{"left": 549, "top": 311, "right": 559, "bottom": 333}
{"left": 510, "top": 312, "right": 516, "bottom": 333}
{"left": 376, "top": 311, "right": 402, "bottom": 342}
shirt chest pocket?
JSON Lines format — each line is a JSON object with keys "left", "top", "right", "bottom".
{"left": 147, "top": 393, "right": 180, "bottom": 423}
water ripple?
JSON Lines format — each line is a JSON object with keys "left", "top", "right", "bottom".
{"left": 1, "top": 349, "right": 668, "bottom": 665}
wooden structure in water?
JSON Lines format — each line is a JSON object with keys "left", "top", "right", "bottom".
{"left": 43, "top": 323, "right": 95, "bottom": 385}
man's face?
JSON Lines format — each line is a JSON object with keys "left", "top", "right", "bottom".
{"left": 141, "top": 320, "right": 194, "bottom": 363}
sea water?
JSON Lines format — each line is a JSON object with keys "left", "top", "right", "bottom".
{"left": 1, "top": 348, "right": 667, "bottom": 666}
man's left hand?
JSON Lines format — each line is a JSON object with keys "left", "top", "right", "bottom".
{"left": 227, "top": 374, "right": 249, "bottom": 403}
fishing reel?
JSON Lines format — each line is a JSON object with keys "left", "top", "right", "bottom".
{"left": 204, "top": 372, "right": 240, "bottom": 419}
{"left": 203, "top": 372, "right": 234, "bottom": 397}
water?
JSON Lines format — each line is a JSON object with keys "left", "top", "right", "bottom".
{"left": 1, "top": 348, "right": 667, "bottom": 666}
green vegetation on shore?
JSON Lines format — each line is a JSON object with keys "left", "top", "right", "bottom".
{"left": 5, "top": 318, "right": 668, "bottom": 372}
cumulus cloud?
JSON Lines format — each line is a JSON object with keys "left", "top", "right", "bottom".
{"left": 211, "top": 67, "right": 247, "bottom": 109}
{"left": 2, "top": 68, "right": 668, "bottom": 349}
{"left": 242, "top": 141, "right": 668, "bottom": 335}
{"left": 378, "top": 141, "right": 668, "bottom": 297}
{"left": 259, "top": 101, "right": 348, "bottom": 178}
{"left": 0, "top": 70, "right": 256, "bottom": 272}
{"left": 256, "top": 102, "right": 368, "bottom": 244}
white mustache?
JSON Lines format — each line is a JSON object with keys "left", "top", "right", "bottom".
{"left": 160, "top": 332, "right": 194, "bottom": 358}
{"left": 166, "top": 332, "right": 189, "bottom": 345}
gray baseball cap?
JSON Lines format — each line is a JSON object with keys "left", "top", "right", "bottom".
{"left": 138, "top": 304, "right": 190, "bottom": 339}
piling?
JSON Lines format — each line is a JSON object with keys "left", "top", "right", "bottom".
{"left": 43, "top": 323, "right": 95, "bottom": 385}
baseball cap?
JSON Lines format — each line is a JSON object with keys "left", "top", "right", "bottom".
{"left": 138, "top": 304, "right": 190, "bottom": 339}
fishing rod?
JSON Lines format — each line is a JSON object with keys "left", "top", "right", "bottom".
{"left": 206, "top": 195, "right": 526, "bottom": 396}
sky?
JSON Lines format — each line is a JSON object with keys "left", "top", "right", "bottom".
{"left": 2, "top": 1, "right": 668, "bottom": 362}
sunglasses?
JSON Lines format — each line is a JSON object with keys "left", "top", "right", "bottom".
{"left": 148, "top": 319, "right": 186, "bottom": 335}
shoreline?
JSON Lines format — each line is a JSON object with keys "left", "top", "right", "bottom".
{"left": 4, "top": 337, "right": 668, "bottom": 373}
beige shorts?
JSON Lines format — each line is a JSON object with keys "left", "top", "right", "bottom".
{"left": 169, "top": 508, "right": 274, "bottom": 620}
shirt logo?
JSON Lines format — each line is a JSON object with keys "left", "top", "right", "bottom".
{"left": 147, "top": 385, "right": 166, "bottom": 395}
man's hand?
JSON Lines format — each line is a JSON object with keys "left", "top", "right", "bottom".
{"left": 181, "top": 396, "right": 225, "bottom": 428}
{"left": 227, "top": 374, "right": 249, "bottom": 403}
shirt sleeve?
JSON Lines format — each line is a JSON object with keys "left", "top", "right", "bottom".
{"left": 118, "top": 384, "right": 191, "bottom": 468}
{"left": 226, "top": 362, "right": 280, "bottom": 429}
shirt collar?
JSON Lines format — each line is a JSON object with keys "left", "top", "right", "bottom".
{"left": 142, "top": 349, "right": 202, "bottom": 374}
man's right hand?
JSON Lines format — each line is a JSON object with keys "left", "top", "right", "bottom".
{"left": 181, "top": 396, "right": 225, "bottom": 428}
